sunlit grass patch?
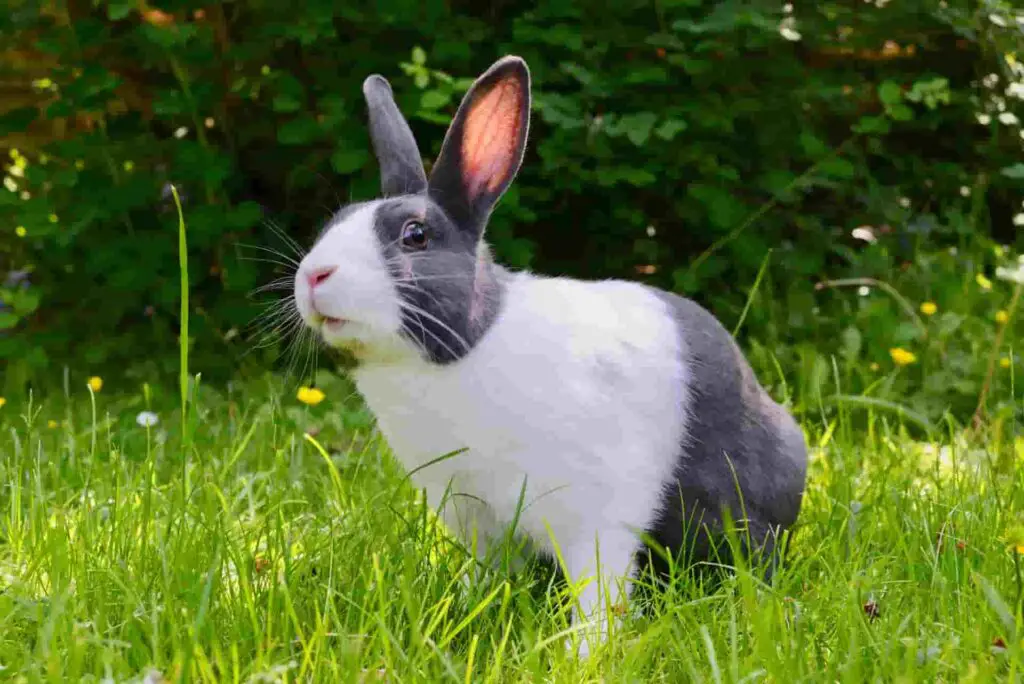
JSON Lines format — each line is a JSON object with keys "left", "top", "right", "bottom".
{"left": 0, "top": 378, "right": 1022, "bottom": 681}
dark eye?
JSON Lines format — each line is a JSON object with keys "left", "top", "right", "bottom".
{"left": 401, "top": 220, "right": 428, "bottom": 250}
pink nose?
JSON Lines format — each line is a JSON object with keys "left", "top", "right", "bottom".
{"left": 306, "top": 266, "right": 336, "bottom": 289}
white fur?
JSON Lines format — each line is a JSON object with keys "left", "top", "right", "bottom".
{"left": 354, "top": 273, "right": 690, "bottom": 654}
{"left": 295, "top": 201, "right": 410, "bottom": 355}
{"left": 296, "top": 206, "right": 692, "bottom": 655}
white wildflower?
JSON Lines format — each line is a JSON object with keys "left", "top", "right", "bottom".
{"left": 977, "top": 113, "right": 992, "bottom": 125}
{"left": 1015, "top": 213, "right": 1024, "bottom": 227}
{"left": 173, "top": 127, "right": 189, "bottom": 139}
{"left": 779, "top": 17, "right": 801, "bottom": 41}
{"left": 858, "top": 286, "right": 871, "bottom": 296}
{"left": 983, "top": 73, "right": 1000, "bottom": 89}
{"left": 142, "top": 669, "right": 165, "bottom": 684}
{"left": 996, "top": 263, "right": 1024, "bottom": 285}
{"left": 852, "top": 226, "right": 877, "bottom": 242}
{"left": 960, "top": 186, "right": 971, "bottom": 197}
{"left": 998, "top": 112, "right": 1020, "bottom": 125}
{"left": 136, "top": 411, "right": 159, "bottom": 427}
{"left": 989, "top": 14, "right": 1008, "bottom": 27}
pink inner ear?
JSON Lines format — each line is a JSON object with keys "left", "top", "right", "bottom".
{"left": 461, "top": 78, "right": 523, "bottom": 202}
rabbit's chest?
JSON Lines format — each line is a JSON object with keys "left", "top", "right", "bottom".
{"left": 355, "top": 366, "right": 590, "bottom": 538}
{"left": 353, "top": 275, "right": 691, "bottom": 546}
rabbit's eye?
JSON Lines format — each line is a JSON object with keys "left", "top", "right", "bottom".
{"left": 401, "top": 220, "right": 428, "bottom": 250}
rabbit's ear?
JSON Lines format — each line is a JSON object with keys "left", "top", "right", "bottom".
{"left": 428, "top": 56, "right": 530, "bottom": 237}
{"left": 363, "top": 75, "right": 428, "bottom": 196}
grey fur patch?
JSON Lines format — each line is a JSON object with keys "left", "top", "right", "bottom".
{"left": 640, "top": 290, "right": 808, "bottom": 577}
{"left": 370, "top": 197, "right": 505, "bottom": 364}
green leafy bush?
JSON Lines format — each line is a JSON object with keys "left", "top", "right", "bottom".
{"left": 1, "top": 0, "right": 1022, "bottom": 423}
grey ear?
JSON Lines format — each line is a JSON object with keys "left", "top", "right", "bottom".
{"left": 362, "top": 75, "right": 428, "bottom": 196}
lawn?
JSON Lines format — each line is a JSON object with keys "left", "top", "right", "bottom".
{"left": 0, "top": 359, "right": 1022, "bottom": 683}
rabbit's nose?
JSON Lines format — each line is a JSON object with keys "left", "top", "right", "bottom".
{"left": 306, "top": 266, "right": 336, "bottom": 289}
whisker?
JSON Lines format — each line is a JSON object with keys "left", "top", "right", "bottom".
{"left": 281, "top": 324, "right": 309, "bottom": 384}
{"left": 245, "top": 300, "right": 301, "bottom": 347}
{"left": 401, "top": 310, "right": 430, "bottom": 357}
{"left": 247, "top": 314, "right": 303, "bottom": 352}
{"left": 250, "top": 277, "right": 296, "bottom": 296}
{"left": 397, "top": 301, "right": 471, "bottom": 351}
{"left": 392, "top": 282, "right": 450, "bottom": 320}
{"left": 299, "top": 325, "right": 320, "bottom": 387}
{"left": 402, "top": 317, "right": 462, "bottom": 362}
{"left": 397, "top": 302, "right": 470, "bottom": 360}
{"left": 241, "top": 319, "right": 301, "bottom": 358}
{"left": 247, "top": 314, "right": 299, "bottom": 347}
{"left": 389, "top": 274, "right": 478, "bottom": 284}
{"left": 237, "top": 243, "right": 302, "bottom": 268}
{"left": 261, "top": 218, "right": 307, "bottom": 260}
{"left": 310, "top": 170, "right": 344, "bottom": 211}
{"left": 246, "top": 297, "right": 296, "bottom": 328}
{"left": 238, "top": 256, "right": 300, "bottom": 274}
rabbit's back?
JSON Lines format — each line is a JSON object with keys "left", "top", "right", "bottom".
{"left": 643, "top": 289, "right": 808, "bottom": 571}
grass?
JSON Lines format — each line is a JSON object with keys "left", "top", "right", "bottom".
{"left": 0, "top": 367, "right": 1023, "bottom": 683}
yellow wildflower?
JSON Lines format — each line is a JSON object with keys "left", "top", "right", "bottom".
{"left": 15, "top": 226, "right": 26, "bottom": 238}
{"left": 47, "top": 420, "right": 57, "bottom": 429}
{"left": 123, "top": 160, "right": 134, "bottom": 172}
{"left": 977, "top": 273, "right": 993, "bottom": 290}
{"left": 297, "top": 386, "right": 326, "bottom": 406}
{"left": 74, "top": 159, "right": 85, "bottom": 170}
{"left": 919, "top": 301, "right": 937, "bottom": 316}
{"left": 1001, "top": 357, "right": 1012, "bottom": 369}
{"left": 87, "top": 376, "right": 103, "bottom": 392}
{"left": 890, "top": 348, "right": 917, "bottom": 366}
{"left": 0, "top": 397, "right": 6, "bottom": 408}
{"left": 48, "top": 213, "right": 58, "bottom": 224}
{"left": 995, "top": 310, "right": 1010, "bottom": 324}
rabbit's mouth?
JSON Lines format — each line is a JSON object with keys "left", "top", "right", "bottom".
{"left": 307, "top": 299, "right": 347, "bottom": 330}
{"left": 320, "top": 315, "right": 347, "bottom": 330}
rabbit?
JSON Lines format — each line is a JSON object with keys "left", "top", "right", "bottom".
{"left": 292, "top": 55, "right": 808, "bottom": 656}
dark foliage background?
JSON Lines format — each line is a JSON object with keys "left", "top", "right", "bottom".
{"left": 1, "top": 0, "right": 1022, "bottom": 422}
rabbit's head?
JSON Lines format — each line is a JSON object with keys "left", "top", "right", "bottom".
{"left": 294, "top": 56, "right": 530, "bottom": 364}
